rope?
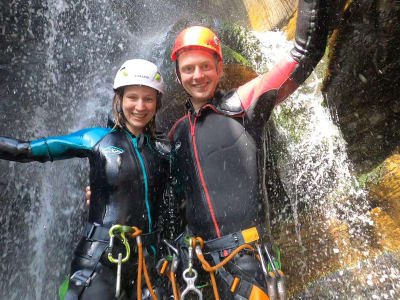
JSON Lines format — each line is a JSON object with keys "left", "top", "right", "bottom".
{"left": 191, "top": 237, "right": 255, "bottom": 300}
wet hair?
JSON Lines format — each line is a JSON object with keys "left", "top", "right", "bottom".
{"left": 111, "top": 86, "right": 162, "bottom": 137}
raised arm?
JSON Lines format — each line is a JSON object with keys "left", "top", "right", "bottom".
{"left": 0, "top": 128, "right": 111, "bottom": 163}
{"left": 238, "top": 0, "right": 330, "bottom": 114}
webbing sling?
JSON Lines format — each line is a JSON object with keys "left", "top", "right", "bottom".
{"left": 63, "top": 223, "right": 158, "bottom": 300}
{"left": 210, "top": 252, "right": 267, "bottom": 299}
{"left": 205, "top": 226, "right": 268, "bottom": 299}
{"left": 64, "top": 223, "right": 111, "bottom": 300}
{"left": 204, "top": 225, "right": 265, "bottom": 253}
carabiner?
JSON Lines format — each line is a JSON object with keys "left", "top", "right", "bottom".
{"left": 108, "top": 224, "right": 133, "bottom": 264}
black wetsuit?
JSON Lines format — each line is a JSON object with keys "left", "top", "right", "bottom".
{"left": 0, "top": 127, "right": 168, "bottom": 300}
{"left": 168, "top": 0, "right": 330, "bottom": 298}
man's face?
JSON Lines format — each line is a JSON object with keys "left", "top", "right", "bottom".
{"left": 177, "top": 49, "right": 222, "bottom": 109}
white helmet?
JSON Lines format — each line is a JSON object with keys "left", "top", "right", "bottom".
{"left": 113, "top": 59, "right": 165, "bottom": 94}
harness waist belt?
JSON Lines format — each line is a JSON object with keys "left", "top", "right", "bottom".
{"left": 83, "top": 223, "right": 158, "bottom": 245}
{"left": 204, "top": 225, "right": 265, "bottom": 253}
{"left": 83, "top": 223, "right": 111, "bottom": 242}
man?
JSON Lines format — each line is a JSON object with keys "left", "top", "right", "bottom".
{"left": 168, "top": 0, "right": 330, "bottom": 299}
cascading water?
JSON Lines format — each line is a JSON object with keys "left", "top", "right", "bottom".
{"left": 0, "top": 1, "right": 249, "bottom": 299}
{"left": 254, "top": 31, "right": 400, "bottom": 298}
{"left": 0, "top": 1, "right": 175, "bottom": 299}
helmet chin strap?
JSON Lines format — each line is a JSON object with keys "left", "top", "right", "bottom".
{"left": 174, "top": 62, "right": 182, "bottom": 85}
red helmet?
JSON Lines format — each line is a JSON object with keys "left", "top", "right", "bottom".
{"left": 171, "top": 26, "right": 223, "bottom": 62}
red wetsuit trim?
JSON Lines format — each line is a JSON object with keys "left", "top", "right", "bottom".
{"left": 187, "top": 111, "right": 222, "bottom": 238}
{"left": 168, "top": 114, "right": 188, "bottom": 142}
{"left": 238, "top": 57, "right": 299, "bottom": 110}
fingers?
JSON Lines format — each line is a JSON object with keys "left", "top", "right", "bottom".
{"left": 85, "top": 185, "right": 91, "bottom": 207}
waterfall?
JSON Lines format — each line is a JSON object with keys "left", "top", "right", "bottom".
{"left": 254, "top": 30, "right": 400, "bottom": 298}
{"left": 0, "top": 1, "right": 172, "bottom": 299}
{"left": 0, "top": 1, "right": 249, "bottom": 299}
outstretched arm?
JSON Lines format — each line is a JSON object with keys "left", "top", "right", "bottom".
{"left": 238, "top": 0, "right": 330, "bottom": 115}
{"left": 0, "top": 128, "right": 111, "bottom": 163}
{"left": 0, "top": 137, "right": 36, "bottom": 162}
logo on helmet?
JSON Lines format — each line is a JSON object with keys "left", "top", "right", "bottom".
{"left": 154, "top": 72, "right": 161, "bottom": 81}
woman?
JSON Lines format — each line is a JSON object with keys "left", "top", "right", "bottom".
{"left": 0, "top": 59, "right": 169, "bottom": 300}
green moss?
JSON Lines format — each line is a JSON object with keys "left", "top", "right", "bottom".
{"left": 357, "top": 162, "right": 385, "bottom": 189}
{"left": 273, "top": 104, "right": 308, "bottom": 144}
{"left": 217, "top": 20, "right": 268, "bottom": 73}
{"left": 221, "top": 44, "right": 252, "bottom": 68}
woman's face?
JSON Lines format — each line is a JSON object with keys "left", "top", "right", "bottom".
{"left": 121, "top": 85, "right": 157, "bottom": 136}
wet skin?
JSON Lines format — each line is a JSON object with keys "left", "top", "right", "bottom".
{"left": 177, "top": 49, "right": 222, "bottom": 112}
{"left": 121, "top": 85, "right": 157, "bottom": 135}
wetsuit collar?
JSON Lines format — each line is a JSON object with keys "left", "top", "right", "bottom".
{"left": 185, "top": 98, "right": 196, "bottom": 114}
{"left": 122, "top": 128, "right": 147, "bottom": 150}
{"left": 185, "top": 90, "right": 243, "bottom": 117}
{"left": 185, "top": 90, "right": 224, "bottom": 116}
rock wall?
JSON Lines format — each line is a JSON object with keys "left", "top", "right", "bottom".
{"left": 322, "top": 0, "right": 400, "bottom": 174}
{"left": 272, "top": 0, "right": 400, "bottom": 297}
{"left": 242, "top": 0, "right": 297, "bottom": 31}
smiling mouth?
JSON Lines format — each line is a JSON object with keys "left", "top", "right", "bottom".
{"left": 132, "top": 113, "right": 148, "bottom": 120}
{"left": 192, "top": 82, "right": 209, "bottom": 90}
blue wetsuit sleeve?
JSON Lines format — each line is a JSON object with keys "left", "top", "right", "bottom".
{"left": 30, "top": 127, "right": 112, "bottom": 161}
{"left": 0, "top": 128, "right": 111, "bottom": 163}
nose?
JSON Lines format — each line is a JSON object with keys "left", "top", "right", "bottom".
{"left": 135, "top": 99, "right": 146, "bottom": 111}
{"left": 193, "top": 66, "right": 204, "bottom": 80}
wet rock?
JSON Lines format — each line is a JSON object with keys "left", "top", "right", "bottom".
{"left": 368, "top": 151, "right": 400, "bottom": 228}
{"left": 322, "top": 0, "right": 400, "bottom": 174}
{"left": 242, "top": 0, "right": 297, "bottom": 31}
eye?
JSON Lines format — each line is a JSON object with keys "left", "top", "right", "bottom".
{"left": 145, "top": 97, "right": 155, "bottom": 103}
{"left": 202, "top": 63, "right": 210, "bottom": 71}
{"left": 182, "top": 65, "right": 194, "bottom": 73}
{"left": 127, "top": 95, "right": 138, "bottom": 101}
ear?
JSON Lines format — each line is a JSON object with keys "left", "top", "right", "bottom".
{"left": 117, "top": 99, "right": 122, "bottom": 113}
{"left": 216, "top": 60, "right": 223, "bottom": 79}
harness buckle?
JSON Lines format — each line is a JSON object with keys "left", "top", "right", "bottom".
{"left": 87, "top": 224, "right": 96, "bottom": 241}
{"left": 232, "top": 232, "right": 239, "bottom": 244}
{"left": 70, "top": 270, "right": 95, "bottom": 287}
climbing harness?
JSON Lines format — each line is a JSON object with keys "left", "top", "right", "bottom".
{"left": 107, "top": 224, "right": 158, "bottom": 300}
{"left": 190, "top": 225, "right": 287, "bottom": 300}
{"left": 64, "top": 223, "right": 112, "bottom": 300}
{"left": 64, "top": 223, "right": 158, "bottom": 300}
{"left": 156, "top": 226, "right": 286, "bottom": 300}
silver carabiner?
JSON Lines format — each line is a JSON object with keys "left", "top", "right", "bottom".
{"left": 181, "top": 268, "right": 202, "bottom": 300}
{"left": 115, "top": 253, "right": 122, "bottom": 298}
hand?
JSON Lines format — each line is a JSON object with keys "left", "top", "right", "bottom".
{"left": 85, "top": 186, "right": 91, "bottom": 207}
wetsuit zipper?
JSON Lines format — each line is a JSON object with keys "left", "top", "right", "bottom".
{"left": 124, "top": 130, "right": 152, "bottom": 234}
{"left": 187, "top": 111, "right": 222, "bottom": 238}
